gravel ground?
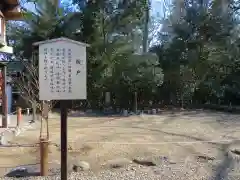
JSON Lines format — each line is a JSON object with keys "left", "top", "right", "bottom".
{"left": 1, "top": 163, "right": 239, "bottom": 180}
{"left": 2, "top": 154, "right": 240, "bottom": 180}
{"left": 1, "top": 111, "right": 240, "bottom": 179}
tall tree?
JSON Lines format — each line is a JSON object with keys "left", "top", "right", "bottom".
{"left": 7, "top": 0, "right": 70, "bottom": 118}
{"left": 151, "top": 0, "right": 238, "bottom": 106}
{"left": 72, "top": 0, "right": 154, "bottom": 109}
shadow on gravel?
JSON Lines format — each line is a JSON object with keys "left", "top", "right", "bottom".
{"left": 67, "top": 110, "right": 123, "bottom": 118}
{"left": 5, "top": 171, "right": 40, "bottom": 178}
{"left": 4, "top": 164, "right": 40, "bottom": 178}
{"left": 212, "top": 144, "right": 232, "bottom": 180}
{"left": 213, "top": 141, "right": 240, "bottom": 180}
{"left": 106, "top": 125, "right": 212, "bottom": 144}
{"left": 4, "top": 163, "right": 62, "bottom": 178}
{"left": 0, "top": 143, "right": 37, "bottom": 147}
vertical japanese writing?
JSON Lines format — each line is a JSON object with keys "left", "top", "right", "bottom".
{"left": 43, "top": 48, "right": 48, "bottom": 81}
{"left": 49, "top": 48, "right": 54, "bottom": 93}
{"left": 68, "top": 49, "right": 72, "bottom": 93}
{"left": 62, "top": 48, "right": 66, "bottom": 92}
{"left": 56, "top": 48, "right": 61, "bottom": 93}
{"left": 75, "top": 59, "right": 83, "bottom": 76}
{"left": 39, "top": 41, "right": 88, "bottom": 100}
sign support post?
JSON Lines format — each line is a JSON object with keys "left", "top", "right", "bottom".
{"left": 40, "top": 137, "right": 49, "bottom": 176}
{"left": 60, "top": 100, "right": 68, "bottom": 180}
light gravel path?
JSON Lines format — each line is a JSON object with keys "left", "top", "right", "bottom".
{"left": 1, "top": 163, "right": 240, "bottom": 180}
{"left": 1, "top": 110, "right": 240, "bottom": 179}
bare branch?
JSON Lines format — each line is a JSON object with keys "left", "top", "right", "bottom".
{"left": 12, "top": 55, "right": 57, "bottom": 113}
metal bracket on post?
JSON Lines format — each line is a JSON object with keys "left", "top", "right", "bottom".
{"left": 40, "top": 137, "right": 49, "bottom": 176}
{"left": 40, "top": 101, "right": 50, "bottom": 176}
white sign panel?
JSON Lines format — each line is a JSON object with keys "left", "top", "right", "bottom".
{"left": 38, "top": 39, "right": 87, "bottom": 100}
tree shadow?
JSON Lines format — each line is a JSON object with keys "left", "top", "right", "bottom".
{"left": 51, "top": 108, "right": 124, "bottom": 118}
{"left": 4, "top": 163, "right": 40, "bottom": 178}
{"left": 4, "top": 162, "right": 62, "bottom": 178}
{"left": 131, "top": 125, "right": 236, "bottom": 180}
{"left": 5, "top": 171, "right": 40, "bottom": 178}
{"left": 91, "top": 123, "right": 226, "bottom": 149}
{"left": 118, "top": 125, "right": 215, "bottom": 144}
{"left": 212, "top": 143, "right": 232, "bottom": 180}
{"left": 139, "top": 110, "right": 221, "bottom": 128}
{"left": 0, "top": 143, "right": 37, "bottom": 147}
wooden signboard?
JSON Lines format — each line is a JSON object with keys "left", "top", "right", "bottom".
{"left": 34, "top": 37, "right": 89, "bottom": 180}
{"left": 37, "top": 38, "right": 87, "bottom": 100}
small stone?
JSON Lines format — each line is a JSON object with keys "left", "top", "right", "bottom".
{"left": 123, "top": 110, "right": 128, "bottom": 116}
{"left": 72, "top": 161, "right": 90, "bottom": 172}
{"left": 228, "top": 149, "right": 240, "bottom": 161}
{"left": 154, "top": 169, "right": 162, "bottom": 175}
{"left": 197, "top": 155, "right": 215, "bottom": 162}
{"left": 152, "top": 109, "right": 156, "bottom": 114}
{"left": 106, "top": 158, "right": 132, "bottom": 169}
{"left": 13, "top": 128, "right": 21, "bottom": 136}
{"left": 0, "top": 135, "right": 7, "bottom": 145}
{"left": 5, "top": 168, "right": 29, "bottom": 177}
{"left": 86, "top": 109, "right": 93, "bottom": 113}
{"left": 132, "top": 158, "right": 156, "bottom": 166}
{"left": 130, "top": 167, "right": 136, "bottom": 171}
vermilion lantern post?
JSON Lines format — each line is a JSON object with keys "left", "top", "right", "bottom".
{"left": 0, "top": 63, "right": 7, "bottom": 128}
{"left": 0, "top": 69, "right": 3, "bottom": 106}
{"left": 0, "top": 1, "right": 24, "bottom": 127}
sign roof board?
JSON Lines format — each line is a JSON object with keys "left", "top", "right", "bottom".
{"left": 33, "top": 37, "right": 89, "bottom": 47}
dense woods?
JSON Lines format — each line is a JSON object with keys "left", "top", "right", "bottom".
{"left": 6, "top": 0, "right": 240, "bottom": 111}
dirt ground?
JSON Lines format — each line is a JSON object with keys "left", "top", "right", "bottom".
{"left": 1, "top": 110, "right": 240, "bottom": 177}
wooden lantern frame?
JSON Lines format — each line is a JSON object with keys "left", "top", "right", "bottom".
{"left": 0, "top": 0, "right": 22, "bottom": 53}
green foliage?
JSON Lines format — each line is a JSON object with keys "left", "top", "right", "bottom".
{"left": 8, "top": 0, "right": 162, "bottom": 109}
{"left": 151, "top": 0, "right": 240, "bottom": 106}
{"left": 9, "top": 0, "right": 240, "bottom": 110}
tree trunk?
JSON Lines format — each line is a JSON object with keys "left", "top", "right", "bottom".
{"left": 181, "top": 94, "right": 184, "bottom": 109}
{"left": 32, "top": 103, "right": 37, "bottom": 122}
{"left": 133, "top": 91, "right": 138, "bottom": 113}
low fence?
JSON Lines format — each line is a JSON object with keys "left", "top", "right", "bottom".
{"left": 187, "top": 104, "right": 240, "bottom": 113}
{"left": 66, "top": 104, "right": 240, "bottom": 116}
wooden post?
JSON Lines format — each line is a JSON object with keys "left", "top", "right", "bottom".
{"left": 17, "top": 107, "right": 22, "bottom": 127}
{"left": 134, "top": 91, "right": 137, "bottom": 114}
{"left": 60, "top": 100, "right": 68, "bottom": 180}
{"left": 2, "top": 65, "right": 7, "bottom": 128}
{"left": 40, "top": 138, "right": 49, "bottom": 176}
{"left": 40, "top": 101, "right": 50, "bottom": 176}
